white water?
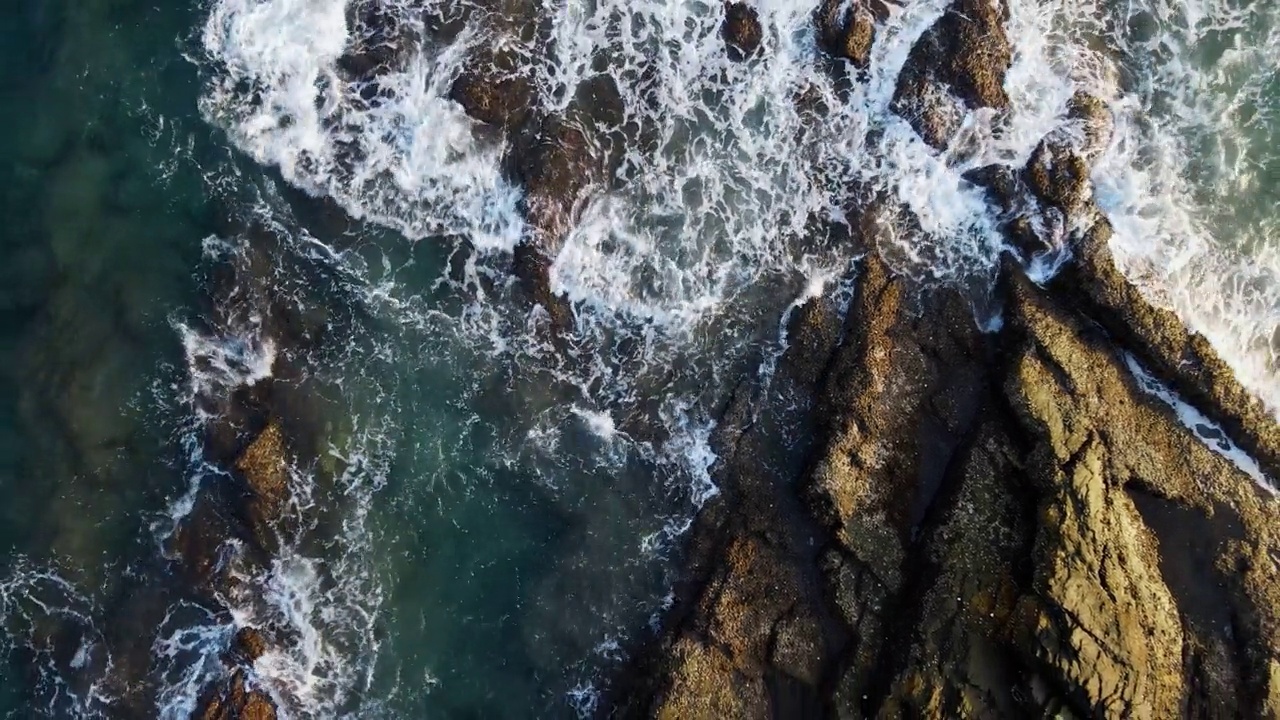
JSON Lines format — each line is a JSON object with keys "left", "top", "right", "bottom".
{"left": 1124, "top": 352, "right": 1275, "bottom": 494}
{"left": 1074, "top": 0, "right": 1280, "bottom": 415}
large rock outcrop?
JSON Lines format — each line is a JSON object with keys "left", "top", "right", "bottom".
{"left": 609, "top": 245, "right": 1280, "bottom": 719}
{"left": 608, "top": 30, "right": 1280, "bottom": 712}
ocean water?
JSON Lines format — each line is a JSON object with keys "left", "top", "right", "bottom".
{"left": 0, "top": 0, "right": 1276, "bottom": 717}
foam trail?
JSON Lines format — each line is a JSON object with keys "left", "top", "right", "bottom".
{"left": 1124, "top": 352, "right": 1276, "bottom": 494}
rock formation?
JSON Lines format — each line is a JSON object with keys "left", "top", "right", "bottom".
{"left": 723, "top": 2, "right": 764, "bottom": 62}
{"left": 892, "top": 0, "right": 1012, "bottom": 149}
{"left": 173, "top": 219, "right": 354, "bottom": 720}
{"left": 604, "top": 0, "right": 1280, "bottom": 716}
{"left": 156, "top": 0, "right": 1280, "bottom": 717}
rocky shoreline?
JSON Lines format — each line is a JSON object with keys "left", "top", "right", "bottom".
{"left": 166, "top": 0, "right": 1280, "bottom": 717}
{"left": 592, "top": 1, "right": 1280, "bottom": 717}
{"left": 601, "top": 236, "right": 1280, "bottom": 718}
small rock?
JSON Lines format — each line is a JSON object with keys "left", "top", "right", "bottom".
{"left": 816, "top": 0, "right": 887, "bottom": 69}
{"left": 892, "top": 0, "right": 1012, "bottom": 149}
{"left": 722, "top": 2, "right": 763, "bottom": 61}
{"left": 448, "top": 43, "right": 534, "bottom": 130}
{"left": 232, "top": 627, "right": 269, "bottom": 664}
{"left": 1024, "top": 139, "right": 1091, "bottom": 218}
{"left": 235, "top": 420, "right": 291, "bottom": 551}
{"left": 194, "top": 671, "right": 277, "bottom": 720}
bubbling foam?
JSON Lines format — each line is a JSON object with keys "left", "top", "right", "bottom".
{"left": 1064, "top": 0, "right": 1280, "bottom": 415}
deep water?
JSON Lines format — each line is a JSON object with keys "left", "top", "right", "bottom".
{"left": 0, "top": 0, "right": 213, "bottom": 712}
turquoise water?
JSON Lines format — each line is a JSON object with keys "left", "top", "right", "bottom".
{"left": 2, "top": 0, "right": 1280, "bottom": 717}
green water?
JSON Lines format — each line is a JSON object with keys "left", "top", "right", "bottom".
{"left": 0, "top": 1, "right": 712, "bottom": 716}
{"left": 0, "top": 0, "right": 214, "bottom": 712}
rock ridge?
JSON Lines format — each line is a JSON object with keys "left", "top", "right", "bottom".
{"left": 602, "top": 0, "right": 1280, "bottom": 716}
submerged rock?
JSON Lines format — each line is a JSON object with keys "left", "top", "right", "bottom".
{"left": 514, "top": 74, "right": 625, "bottom": 251}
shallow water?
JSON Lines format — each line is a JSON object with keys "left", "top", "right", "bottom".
{"left": 0, "top": 0, "right": 1278, "bottom": 716}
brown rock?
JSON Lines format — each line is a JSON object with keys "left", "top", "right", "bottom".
{"left": 1065, "top": 91, "right": 1114, "bottom": 161}
{"left": 1051, "top": 219, "right": 1280, "bottom": 478}
{"left": 1025, "top": 138, "right": 1091, "bottom": 218}
{"left": 236, "top": 421, "right": 288, "bottom": 512}
{"left": 1000, "top": 270, "right": 1280, "bottom": 717}
{"left": 875, "top": 422, "right": 1028, "bottom": 719}
{"left": 722, "top": 2, "right": 763, "bottom": 61}
{"left": 653, "top": 638, "right": 766, "bottom": 719}
{"left": 231, "top": 627, "right": 269, "bottom": 664}
{"left": 892, "top": 0, "right": 1012, "bottom": 149}
{"left": 816, "top": 0, "right": 887, "bottom": 69}
{"left": 194, "top": 671, "right": 277, "bottom": 720}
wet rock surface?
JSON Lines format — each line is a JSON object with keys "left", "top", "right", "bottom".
{"left": 892, "top": 0, "right": 1012, "bottom": 149}
{"left": 194, "top": 671, "right": 277, "bottom": 720}
{"left": 722, "top": 2, "right": 764, "bottom": 62}
{"left": 816, "top": 0, "right": 888, "bottom": 70}
{"left": 167, "top": 217, "right": 360, "bottom": 719}
{"left": 605, "top": 14, "right": 1280, "bottom": 715}
{"left": 608, "top": 241, "right": 1280, "bottom": 719}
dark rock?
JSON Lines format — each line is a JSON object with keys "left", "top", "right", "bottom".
{"left": 194, "top": 670, "right": 277, "bottom": 720}
{"left": 231, "top": 627, "right": 269, "bottom": 664}
{"left": 511, "top": 239, "right": 573, "bottom": 335}
{"left": 815, "top": 0, "right": 888, "bottom": 69}
{"left": 449, "top": 44, "right": 535, "bottom": 130}
{"left": 722, "top": 2, "right": 763, "bottom": 61}
{"left": 779, "top": 295, "right": 843, "bottom": 387}
{"left": 513, "top": 73, "right": 624, "bottom": 252}
{"left": 892, "top": 0, "right": 1012, "bottom": 149}
{"left": 338, "top": 2, "right": 417, "bottom": 83}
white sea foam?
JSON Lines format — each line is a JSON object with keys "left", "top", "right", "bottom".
{"left": 0, "top": 563, "right": 116, "bottom": 718}
{"left": 1069, "top": 0, "right": 1280, "bottom": 415}
{"left": 1124, "top": 352, "right": 1276, "bottom": 494}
